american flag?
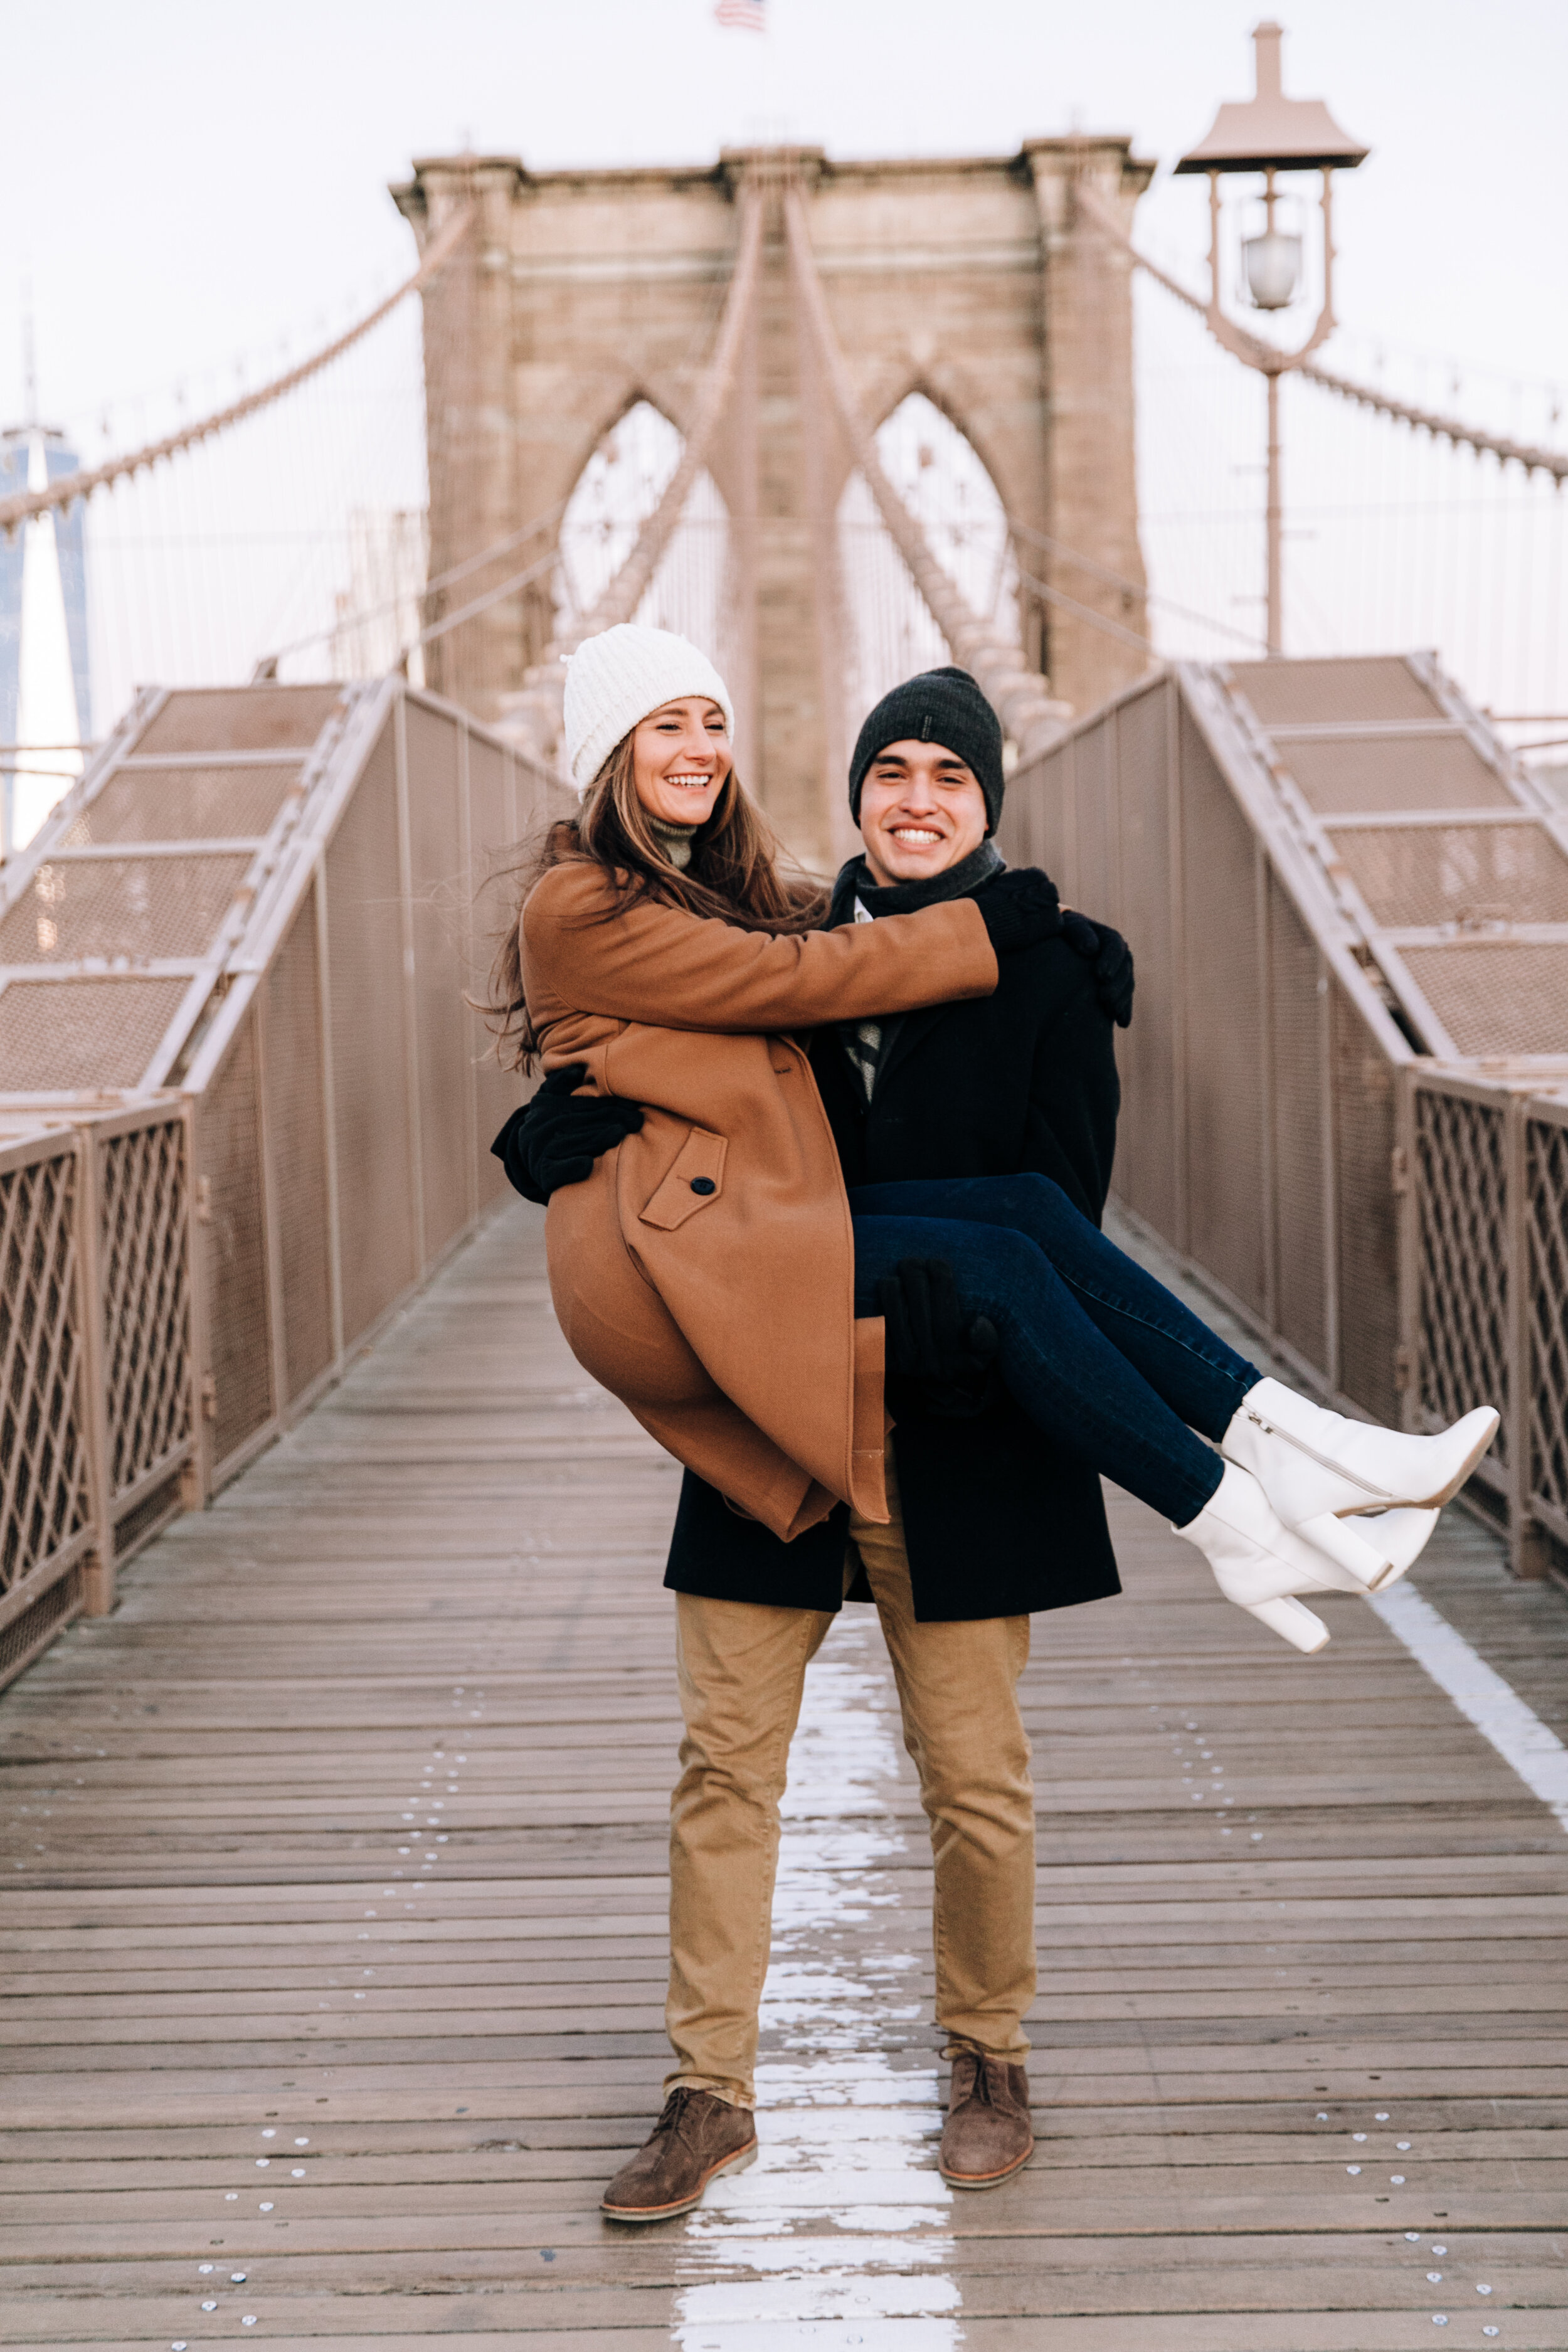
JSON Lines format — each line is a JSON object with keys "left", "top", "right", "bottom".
{"left": 714, "top": 0, "right": 766, "bottom": 28}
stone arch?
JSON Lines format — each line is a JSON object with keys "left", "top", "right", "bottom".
{"left": 555, "top": 398, "right": 732, "bottom": 670}
{"left": 837, "top": 391, "right": 1022, "bottom": 731}
{"left": 400, "top": 141, "right": 1150, "bottom": 862}
{"left": 866, "top": 373, "right": 1020, "bottom": 535}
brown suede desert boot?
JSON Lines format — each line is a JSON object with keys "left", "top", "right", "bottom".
{"left": 601, "top": 2087, "right": 758, "bottom": 2222}
{"left": 939, "top": 2050, "right": 1034, "bottom": 2188}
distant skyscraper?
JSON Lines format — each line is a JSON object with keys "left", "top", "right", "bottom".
{"left": 1, "top": 420, "right": 93, "bottom": 857}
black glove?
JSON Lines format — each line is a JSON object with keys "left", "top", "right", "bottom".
{"left": 973, "top": 867, "right": 1064, "bottom": 955}
{"left": 876, "top": 1256, "right": 1000, "bottom": 1420}
{"left": 490, "top": 1063, "right": 644, "bottom": 1205}
{"left": 1061, "top": 911, "right": 1135, "bottom": 1028}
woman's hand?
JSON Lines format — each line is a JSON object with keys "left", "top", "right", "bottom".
{"left": 492, "top": 1064, "right": 645, "bottom": 1204}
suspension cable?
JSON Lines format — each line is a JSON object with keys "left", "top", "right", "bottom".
{"left": 403, "top": 548, "right": 561, "bottom": 655}
{"left": 1073, "top": 180, "right": 1568, "bottom": 485}
{"left": 502, "top": 181, "right": 768, "bottom": 765}
{"left": 1014, "top": 567, "right": 1158, "bottom": 657}
{"left": 562, "top": 183, "right": 766, "bottom": 646}
{"left": 783, "top": 184, "right": 1067, "bottom": 760}
{"left": 1007, "top": 517, "right": 1268, "bottom": 651}
{"left": 254, "top": 495, "right": 573, "bottom": 672}
{"left": 0, "top": 203, "right": 479, "bottom": 540}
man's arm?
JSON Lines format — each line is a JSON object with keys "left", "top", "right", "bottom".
{"left": 492, "top": 1065, "right": 644, "bottom": 1205}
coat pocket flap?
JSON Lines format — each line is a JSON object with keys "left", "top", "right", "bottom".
{"left": 638, "top": 1128, "right": 728, "bottom": 1231}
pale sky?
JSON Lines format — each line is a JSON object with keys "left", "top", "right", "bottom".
{"left": 4, "top": 0, "right": 1565, "bottom": 738}
{"left": 8, "top": 0, "right": 1564, "bottom": 430}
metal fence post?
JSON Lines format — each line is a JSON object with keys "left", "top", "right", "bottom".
{"left": 185, "top": 1092, "right": 217, "bottom": 1508}
{"left": 1505, "top": 1090, "right": 1545, "bottom": 1578}
{"left": 179, "top": 1098, "right": 208, "bottom": 1512}
{"left": 393, "top": 685, "right": 427, "bottom": 1276}
{"left": 253, "top": 978, "right": 292, "bottom": 1433}
{"left": 73, "top": 1123, "right": 115, "bottom": 1617}
{"left": 1516, "top": 1094, "right": 1568, "bottom": 1568}
{"left": 1394, "top": 1065, "right": 1418, "bottom": 1433}
{"left": 1319, "top": 950, "right": 1340, "bottom": 1399}
{"left": 312, "top": 856, "right": 346, "bottom": 1375}
{"left": 458, "top": 712, "right": 479, "bottom": 1227}
{"left": 1165, "top": 675, "right": 1191, "bottom": 1259}
{"left": 1256, "top": 840, "right": 1279, "bottom": 1342}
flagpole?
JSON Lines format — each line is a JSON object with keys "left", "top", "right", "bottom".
{"left": 712, "top": 0, "right": 771, "bottom": 139}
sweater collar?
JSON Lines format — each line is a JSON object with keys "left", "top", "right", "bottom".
{"left": 828, "top": 837, "right": 1006, "bottom": 926}
{"left": 645, "top": 812, "right": 700, "bottom": 871}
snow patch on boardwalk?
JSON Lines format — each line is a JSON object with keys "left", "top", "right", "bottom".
{"left": 672, "top": 1621, "right": 962, "bottom": 2349}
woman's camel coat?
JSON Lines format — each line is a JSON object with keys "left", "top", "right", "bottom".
{"left": 520, "top": 861, "right": 998, "bottom": 1540}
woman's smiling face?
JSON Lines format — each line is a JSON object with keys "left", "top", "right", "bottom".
{"left": 632, "top": 698, "right": 733, "bottom": 827}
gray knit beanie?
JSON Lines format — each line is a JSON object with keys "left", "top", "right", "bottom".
{"left": 848, "top": 667, "right": 1005, "bottom": 833}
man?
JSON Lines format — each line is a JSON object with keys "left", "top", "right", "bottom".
{"left": 497, "top": 665, "right": 1131, "bottom": 2219}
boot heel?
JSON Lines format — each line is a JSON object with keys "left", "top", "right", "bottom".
{"left": 1243, "top": 1595, "right": 1330, "bottom": 1653}
{"left": 1322, "top": 1505, "right": 1440, "bottom": 1592}
{"left": 1295, "top": 1512, "right": 1391, "bottom": 1592}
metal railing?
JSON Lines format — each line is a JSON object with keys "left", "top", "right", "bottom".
{"left": 1001, "top": 654, "right": 1568, "bottom": 1584}
{"left": 1000, "top": 665, "right": 1417, "bottom": 1436}
{"left": 1, "top": 1106, "right": 193, "bottom": 1686}
{"left": 1, "top": 678, "right": 559, "bottom": 1693}
{"left": 1402, "top": 1071, "right": 1568, "bottom": 1577}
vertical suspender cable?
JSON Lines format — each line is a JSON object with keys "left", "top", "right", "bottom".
{"left": 782, "top": 184, "right": 1069, "bottom": 761}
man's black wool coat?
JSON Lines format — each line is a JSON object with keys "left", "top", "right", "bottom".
{"left": 664, "top": 861, "right": 1125, "bottom": 1624}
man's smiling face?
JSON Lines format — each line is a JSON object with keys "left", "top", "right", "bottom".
{"left": 858, "top": 739, "right": 990, "bottom": 886}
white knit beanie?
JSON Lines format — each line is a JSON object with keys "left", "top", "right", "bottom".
{"left": 563, "top": 623, "right": 735, "bottom": 798}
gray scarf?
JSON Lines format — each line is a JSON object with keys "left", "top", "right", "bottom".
{"left": 837, "top": 840, "right": 1007, "bottom": 1101}
{"left": 845, "top": 837, "right": 1005, "bottom": 918}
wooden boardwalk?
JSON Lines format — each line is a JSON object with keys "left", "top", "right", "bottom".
{"left": 3, "top": 1199, "right": 1566, "bottom": 2350}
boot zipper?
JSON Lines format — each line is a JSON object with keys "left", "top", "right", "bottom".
{"left": 1242, "top": 1407, "right": 1395, "bottom": 1503}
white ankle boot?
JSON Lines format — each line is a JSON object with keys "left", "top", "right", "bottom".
{"left": 1221, "top": 1377, "right": 1498, "bottom": 1591}
{"left": 1173, "top": 1461, "right": 1401, "bottom": 1653}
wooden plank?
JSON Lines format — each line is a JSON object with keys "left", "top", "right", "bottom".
{"left": 3, "top": 1201, "right": 1565, "bottom": 2344}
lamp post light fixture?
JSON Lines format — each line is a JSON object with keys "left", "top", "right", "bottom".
{"left": 1176, "top": 21, "right": 1367, "bottom": 654}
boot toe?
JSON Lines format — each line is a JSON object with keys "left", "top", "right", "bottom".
{"left": 940, "top": 2057, "right": 1034, "bottom": 2188}
{"left": 600, "top": 2091, "right": 757, "bottom": 2222}
{"left": 1431, "top": 1409, "right": 1501, "bottom": 1506}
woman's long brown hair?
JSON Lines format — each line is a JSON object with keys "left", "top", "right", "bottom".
{"left": 485, "top": 724, "right": 829, "bottom": 1072}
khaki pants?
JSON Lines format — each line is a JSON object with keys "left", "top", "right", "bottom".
{"left": 666, "top": 1447, "right": 1036, "bottom": 2107}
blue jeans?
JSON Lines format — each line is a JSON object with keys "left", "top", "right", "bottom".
{"left": 849, "top": 1174, "right": 1259, "bottom": 1527}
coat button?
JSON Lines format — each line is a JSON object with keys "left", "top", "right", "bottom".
{"left": 689, "top": 1177, "right": 717, "bottom": 1195}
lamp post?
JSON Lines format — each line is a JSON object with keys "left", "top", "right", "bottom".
{"left": 1175, "top": 22, "right": 1367, "bottom": 655}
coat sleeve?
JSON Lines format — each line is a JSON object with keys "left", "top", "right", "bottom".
{"left": 1023, "top": 957, "right": 1121, "bottom": 1223}
{"left": 522, "top": 864, "right": 997, "bottom": 1033}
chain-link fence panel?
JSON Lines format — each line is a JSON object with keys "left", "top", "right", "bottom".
{"left": 98, "top": 1119, "right": 190, "bottom": 1498}
{"left": 0, "top": 1141, "right": 90, "bottom": 1609}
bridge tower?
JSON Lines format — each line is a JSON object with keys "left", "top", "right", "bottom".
{"left": 394, "top": 140, "right": 1152, "bottom": 867}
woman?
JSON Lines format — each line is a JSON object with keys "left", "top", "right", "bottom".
{"left": 496, "top": 624, "right": 1497, "bottom": 1656}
